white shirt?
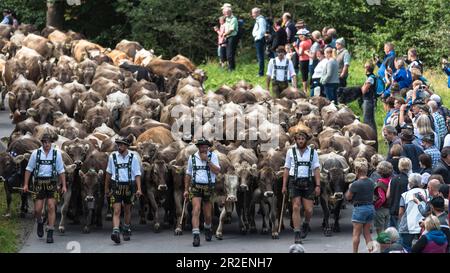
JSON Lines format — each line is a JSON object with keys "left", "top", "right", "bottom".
{"left": 187, "top": 151, "right": 220, "bottom": 185}
{"left": 26, "top": 147, "right": 65, "bottom": 177}
{"left": 252, "top": 15, "right": 266, "bottom": 41}
{"left": 284, "top": 145, "right": 320, "bottom": 178}
{"left": 106, "top": 151, "right": 141, "bottom": 183}
{"left": 267, "top": 57, "right": 296, "bottom": 81}
{"left": 312, "top": 58, "right": 328, "bottom": 79}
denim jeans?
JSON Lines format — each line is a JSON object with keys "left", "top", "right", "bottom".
{"left": 324, "top": 83, "right": 339, "bottom": 104}
{"left": 389, "top": 215, "right": 399, "bottom": 229}
{"left": 362, "top": 99, "right": 377, "bottom": 133}
{"left": 400, "top": 233, "right": 418, "bottom": 250}
{"left": 255, "top": 39, "right": 265, "bottom": 76}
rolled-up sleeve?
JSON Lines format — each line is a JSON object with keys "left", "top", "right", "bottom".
{"left": 25, "top": 150, "right": 37, "bottom": 172}
{"left": 284, "top": 149, "right": 292, "bottom": 169}
{"left": 344, "top": 52, "right": 351, "bottom": 66}
{"left": 132, "top": 154, "right": 141, "bottom": 177}
{"left": 288, "top": 60, "right": 296, "bottom": 78}
{"left": 266, "top": 59, "right": 274, "bottom": 77}
{"left": 106, "top": 155, "right": 114, "bottom": 175}
{"left": 186, "top": 155, "right": 193, "bottom": 177}
{"left": 312, "top": 150, "right": 320, "bottom": 170}
{"left": 56, "top": 151, "right": 65, "bottom": 174}
{"left": 211, "top": 153, "right": 220, "bottom": 171}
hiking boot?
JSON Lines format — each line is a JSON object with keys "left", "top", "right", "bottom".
{"left": 193, "top": 234, "right": 200, "bottom": 247}
{"left": 37, "top": 221, "right": 44, "bottom": 238}
{"left": 46, "top": 230, "right": 54, "bottom": 244}
{"left": 123, "top": 228, "right": 131, "bottom": 241}
{"left": 205, "top": 229, "right": 212, "bottom": 242}
{"left": 294, "top": 231, "right": 302, "bottom": 244}
{"left": 301, "top": 223, "right": 311, "bottom": 239}
{"left": 111, "top": 231, "right": 121, "bottom": 244}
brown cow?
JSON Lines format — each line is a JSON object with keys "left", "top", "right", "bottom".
{"left": 115, "top": 39, "right": 143, "bottom": 59}
{"left": 171, "top": 54, "right": 196, "bottom": 72}
{"left": 28, "top": 96, "right": 61, "bottom": 124}
{"left": 22, "top": 34, "right": 54, "bottom": 59}
{"left": 136, "top": 126, "right": 174, "bottom": 146}
{"left": 71, "top": 39, "right": 105, "bottom": 62}
{"left": 82, "top": 103, "right": 113, "bottom": 132}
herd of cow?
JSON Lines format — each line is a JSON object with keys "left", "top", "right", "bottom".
{"left": 0, "top": 23, "right": 381, "bottom": 240}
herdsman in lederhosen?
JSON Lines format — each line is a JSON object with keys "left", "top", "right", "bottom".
{"left": 184, "top": 138, "right": 221, "bottom": 247}
{"left": 23, "top": 133, "right": 67, "bottom": 243}
{"left": 104, "top": 136, "right": 142, "bottom": 244}
{"left": 282, "top": 130, "right": 321, "bottom": 244}
{"left": 266, "top": 45, "right": 297, "bottom": 97}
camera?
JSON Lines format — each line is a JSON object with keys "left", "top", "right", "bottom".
{"left": 415, "top": 192, "right": 425, "bottom": 202}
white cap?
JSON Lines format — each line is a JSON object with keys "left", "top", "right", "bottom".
{"left": 430, "top": 94, "right": 441, "bottom": 104}
{"left": 221, "top": 3, "right": 232, "bottom": 9}
{"left": 296, "top": 29, "right": 310, "bottom": 36}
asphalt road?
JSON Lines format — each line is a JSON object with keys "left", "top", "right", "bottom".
{"left": 0, "top": 106, "right": 372, "bottom": 253}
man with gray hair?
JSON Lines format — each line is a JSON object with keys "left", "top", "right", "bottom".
{"left": 428, "top": 100, "right": 448, "bottom": 149}
{"left": 252, "top": 7, "right": 267, "bottom": 77}
{"left": 335, "top": 37, "right": 351, "bottom": 87}
{"left": 383, "top": 125, "right": 401, "bottom": 160}
{"left": 398, "top": 173, "right": 425, "bottom": 249}
{"left": 222, "top": 5, "right": 238, "bottom": 71}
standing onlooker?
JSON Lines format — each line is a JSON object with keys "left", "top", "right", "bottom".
{"left": 320, "top": 47, "right": 339, "bottom": 104}
{"left": 428, "top": 100, "right": 448, "bottom": 149}
{"left": 417, "top": 179, "right": 444, "bottom": 217}
{"left": 387, "top": 157, "right": 411, "bottom": 228}
{"left": 411, "top": 215, "right": 448, "bottom": 253}
{"left": 432, "top": 147, "right": 450, "bottom": 184}
{"left": 214, "top": 16, "right": 227, "bottom": 69}
{"left": 387, "top": 144, "right": 403, "bottom": 175}
{"left": 282, "top": 13, "right": 297, "bottom": 44}
{"left": 369, "top": 154, "right": 385, "bottom": 183}
{"left": 361, "top": 60, "right": 377, "bottom": 135}
{"left": 295, "top": 29, "right": 312, "bottom": 94}
{"left": 222, "top": 6, "right": 238, "bottom": 71}
{"left": 383, "top": 125, "right": 401, "bottom": 160}
{"left": 269, "top": 19, "right": 287, "bottom": 58}
{"left": 385, "top": 58, "right": 412, "bottom": 98}
{"left": 374, "top": 161, "right": 394, "bottom": 234}
{"left": 308, "top": 31, "right": 323, "bottom": 82}
{"left": 421, "top": 134, "right": 441, "bottom": 168}
{"left": 415, "top": 114, "right": 439, "bottom": 149}
{"left": 266, "top": 46, "right": 296, "bottom": 98}
{"left": 345, "top": 158, "right": 375, "bottom": 253}
{"left": 375, "top": 42, "right": 396, "bottom": 92}
{"left": 326, "top": 28, "right": 337, "bottom": 48}
{"left": 335, "top": 38, "right": 351, "bottom": 87}
{"left": 407, "top": 48, "right": 423, "bottom": 73}
{"left": 398, "top": 173, "right": 425, "bottom": 249}
{"left": 382, "top": 97, "right": 397, "bottom": 128}
{"left": 419, "top": 154, "right": 433, "bottom": 187}
{"left": 442, "top": 56, "right": 450, "bottom": 88}
{"left": 0, "top": 9, "right": 12, "bottom": 25}
{"left": 310, "top": 49, "right": 327, "bottom": 97}
{"left": 399, "top": 128, "right": 424, "bottom": 173}
{"left": 251, "top": 8, "right": 267, "bottom": 77}
{"left": 428, "top": 196, "right": 450, "bottom": 251}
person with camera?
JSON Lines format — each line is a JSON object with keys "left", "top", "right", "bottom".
{"left": 282, "top": 130, "right": 320, "bottom": 244}
{"left": 345, "top": 158, "right": 375, "bottom": 253}
{"left": 442, "top": 56, "right": 450, "bottom": 88}
{"left": 415, "top": 179, "right": 443, "bottom": 216}
{"left": 398, "top": 173, "right": 426, "bottom": 249}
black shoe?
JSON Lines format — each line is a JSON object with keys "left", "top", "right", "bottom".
{"left": 294, "top": 231, "right": 302, "bottom": 244}
{"left": 46, "top": 230, "right": 54, "bottom": 244}
{"left": 193, "top": 234, "right": 200, "bottom": 247}
{"left": 123, "top": 229, "right": 131, "bottom": 241}
{"left": 111, "top": 231, "right": 121, "bottom": 244}
{"left": 301, "top": 223, "right": 310, "bottom": 239}
{"left": 205, "top": 229, "right": 212, "bottom": 242}
{"left": 37, "top": 222, "right": 44, "bottom": 238}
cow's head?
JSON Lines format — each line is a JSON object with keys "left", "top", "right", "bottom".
{"left": 136, "top": 141, "right": 158, "bottom": 163}
{"left": 79, "top": 169, "right": 103, "bottom": 208}
{"left": 234, "top": 161, "right": 257, "bottom": 191}
{"left": 321, "top": 158, "right": 354, "bottom": 200}
{"left": 258, "top": 166, "right": 276, "bottom": 198}
{"left": 64, "top": 142, "right": 90, "bottom": 166}
{"left": 304, "top": 116, "right": 324, "bottom": 137}
{"left": 224, "top": 174, "right": 239, "bottom": 202}
{"left": 145, "top": 159, "right": 168, "bottom": 191}
{"left": 0, "top": 152, "right": 28, "bottom": 181}
{"left": 14, "top": 89, "right": 33, "bottom": 116}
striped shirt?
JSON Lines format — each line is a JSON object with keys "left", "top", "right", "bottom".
{"left": 424, "top": 146, "right": 441, "bottom": 168}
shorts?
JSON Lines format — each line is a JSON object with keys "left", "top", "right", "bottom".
{"left": 299, "top": 60, "right": 309, "bottom": 82}
{"left": 288, "top": 177, "right": 315, "bottom": 200}
{"left": 190, "top": 184, "right": 215, "bottom": 202}
{"left": 111, "top": 182, "right": 134, "bottom": 205}
{"left": 374, "top": 207, "right": 390, "bottom": 230}
{"left": 272, "top": 81, "right": 289, "bottom": 98}
{"left": 352, "top": 204, "right": 375, "bottom": 224}
{"left": 33, "top": 179, "right": 57, "bottom": 200}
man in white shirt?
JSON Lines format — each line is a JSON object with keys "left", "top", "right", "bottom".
{"left": 282, "top": 130, "right": 321, "bottom": 244}
{"left": 252, "top": 7, "right": 266, "bottom": 77}
{"left": 266, "top": 46, "right": 297, "bottom": 97}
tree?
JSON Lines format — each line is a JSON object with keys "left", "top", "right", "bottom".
{"left": 46, "top": 0, "right": 64, "bottom": 29}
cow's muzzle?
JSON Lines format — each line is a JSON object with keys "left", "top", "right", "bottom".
{"left": 158, "top": 184, "right": 168, "bottom": 191}
{"left": 332, "top": 192, "right": 344, "bottom": 200}
{"left": 239, "top": 184, "right": 249, "bottom": 191}
{"left": 226, "top": 194, "right": 237, "bottom": 202}
{"left": 85, "top": 196, "right": 95, "bottom": 202}
{"left": 264, "top": 191, "right": 274, "bottom": 198}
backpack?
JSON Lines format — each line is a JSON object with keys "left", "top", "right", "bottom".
{"left": 369, "top": 74, "right": 385, "bottom": 97}
{"left": 236, "top": 19, "right": 244, "bottom": 41}
{"left": 373, "top": 179, "right": 389, "bottom": 207}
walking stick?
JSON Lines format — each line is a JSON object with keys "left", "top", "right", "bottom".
{"left": 179, "top": 197, "right": 187, "bottom": 227}
{"left": 12, "top": 187, "right": 37, "bottom": 195}
{"left": 278, "top": 193, "right": 286, "bottom": 234}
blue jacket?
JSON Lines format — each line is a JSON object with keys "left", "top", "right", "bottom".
{"left": 444, "top": 66, "right": 450, "bottom": 88}
{"left": 393, "top": 67, "right": 412, "bottom": 89}
{"left": 377, "top": 50, "right": 396, "bottom": 80}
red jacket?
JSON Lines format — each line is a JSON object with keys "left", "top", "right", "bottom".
{"left": 374, "top": 177, "right": 391, "bottom": 209}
